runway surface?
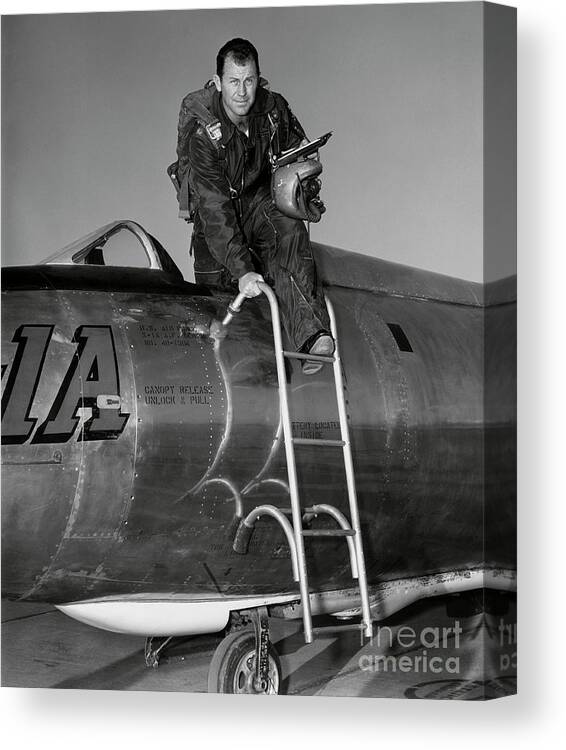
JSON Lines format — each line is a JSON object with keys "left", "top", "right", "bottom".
{"left": 2, "top": 595, "right": 516, "bottom": 700}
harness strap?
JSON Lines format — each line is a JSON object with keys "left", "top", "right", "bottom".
{"left": 267, "top": 111, "right": 280, "bottom": 167}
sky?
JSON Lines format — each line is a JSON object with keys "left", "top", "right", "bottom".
{"left": 0, "top": 1, "right": 513, "bottom": 282}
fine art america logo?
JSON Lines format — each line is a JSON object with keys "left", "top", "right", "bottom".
{"left": 359, "top": 622, "right": 463, "bottom": 675}
{"left": 358, "top": 617, "right": 517, "bottom": 677}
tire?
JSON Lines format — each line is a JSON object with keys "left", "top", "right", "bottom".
{"left": 207, "top": 630, "right": 282, "bottom": 694}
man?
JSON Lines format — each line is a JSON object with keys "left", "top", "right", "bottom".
{"left": 179, "top": 38, "right": 333, "bottom": 373}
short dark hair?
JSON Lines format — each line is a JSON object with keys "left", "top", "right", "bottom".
{"left": 216, "top": 38, "right": 260, "bottom": 78}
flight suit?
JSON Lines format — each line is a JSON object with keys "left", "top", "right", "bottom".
{"left": 182, "top": 86, "right": 330, "bottom": 351}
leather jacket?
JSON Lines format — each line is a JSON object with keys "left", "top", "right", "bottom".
{"left": 186, "top": 86, "right": 306, "bottom": 280}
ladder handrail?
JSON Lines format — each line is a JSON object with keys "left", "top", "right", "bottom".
{"left": 233, "top": 504, "right": 300, "bottom": 582}
{"left": 324, "top": 295, "right": 373, "bottom": 638}
{"left": 223, "top": 284, "right": 372, "bottom": 642}
{"left": 256, "top": 282, "right": 314, "bottom": 642}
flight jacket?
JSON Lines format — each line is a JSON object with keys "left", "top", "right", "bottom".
{"left": 185, "top": 86, "right": 306, "bottom": 280}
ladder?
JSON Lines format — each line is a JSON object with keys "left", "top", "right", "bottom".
{"left": 224, "top": 283, "right": 372, "bottom": 643}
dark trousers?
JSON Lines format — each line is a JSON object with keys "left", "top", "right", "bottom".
{"left": 193, "top": 197, "right": 330, "bottom": 351}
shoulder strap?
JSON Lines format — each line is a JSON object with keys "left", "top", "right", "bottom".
{"left": 267, "top": 110, "right": 280, "bottom": 165}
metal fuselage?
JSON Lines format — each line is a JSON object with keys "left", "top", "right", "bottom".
{"left": 1, "top": 236, "right": 516, "bottom": 632}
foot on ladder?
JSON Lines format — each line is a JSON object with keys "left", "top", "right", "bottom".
{"left": 301, "top": 331, "right": 335, "bottom": 376}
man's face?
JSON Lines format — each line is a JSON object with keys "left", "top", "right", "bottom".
{"left": 214, "top": 55, "right": 258, "bottom": 124}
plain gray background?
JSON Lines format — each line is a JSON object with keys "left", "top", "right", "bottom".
{"left": 2, "top": 2, "right": 494, "bottom": 281}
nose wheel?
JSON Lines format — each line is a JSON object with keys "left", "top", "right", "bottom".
{"left": 207, "top": 607, "right": 282, "bottom": 694}
{"left": 208, "top": 630, "right": 281, "bottom": 694}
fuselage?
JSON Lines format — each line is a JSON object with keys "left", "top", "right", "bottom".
{"left": 1, "top": 235, "right": 516, "bottom": 620}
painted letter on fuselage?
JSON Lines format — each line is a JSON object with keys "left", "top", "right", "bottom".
{"left": 32, "top": 325, "right": 130, "bottom": 444}
{"left": 1, "top": 325, "right": 54, "bottom": 445}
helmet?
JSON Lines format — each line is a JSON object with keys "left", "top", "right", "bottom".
{"left": 271, "top": 159, "right": 326, "bottom": 223}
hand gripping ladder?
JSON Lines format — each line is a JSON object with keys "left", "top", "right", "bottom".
{"left": 225, "top": 283, "right": 372, "bottom": 644}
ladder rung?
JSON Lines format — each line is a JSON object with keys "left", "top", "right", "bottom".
{"left": 302, "top": 529, "right": 355, "bottom": 537}
{"left": 312, "top": 623, "right": 366, "bottom": 635}
{"left": 278, "top": 507, "right": 329, "bottom": 517}
{"left": 292, "top": 438, "right": 345, "bottom": 447}
{"left": 282, "top": 350, "right": 335, "bottom": 363}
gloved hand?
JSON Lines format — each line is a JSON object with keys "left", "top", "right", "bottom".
{"left": 239, "top": 271, "right": 264, "bottom": 298}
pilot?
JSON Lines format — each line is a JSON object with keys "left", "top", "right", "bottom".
{"left": 179, "top": 38, "right": 333, "bottom": 374}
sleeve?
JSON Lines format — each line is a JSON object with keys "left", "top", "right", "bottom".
{"left": 176, "top": 98, "right": 194, "bottom": 186}
{"left": 188, "top": 130, "right": 255, "bottom": 280}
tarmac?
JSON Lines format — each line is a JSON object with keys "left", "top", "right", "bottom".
{"left": 1, "top": 594, "right": 516, "bottom": 700}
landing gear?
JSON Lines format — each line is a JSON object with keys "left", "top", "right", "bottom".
{"left": 144, "top": 636, "right": 173, "bottom": 669}
{"left": 207, "top": 607, "right": 282, "bottom": 694}
{"left": 208, "top": 630, "right": 281, "bottom": 694}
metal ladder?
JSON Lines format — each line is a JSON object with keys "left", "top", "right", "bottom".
{"left": 225, "top": 283, "right": 372, "bottom": 644}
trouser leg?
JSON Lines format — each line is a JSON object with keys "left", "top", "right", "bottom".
{"left": 245, "top": 200, "right": 330, "bottom": 350}
{"left": 191, "top": 217, "right": 236, "bottom": 292}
